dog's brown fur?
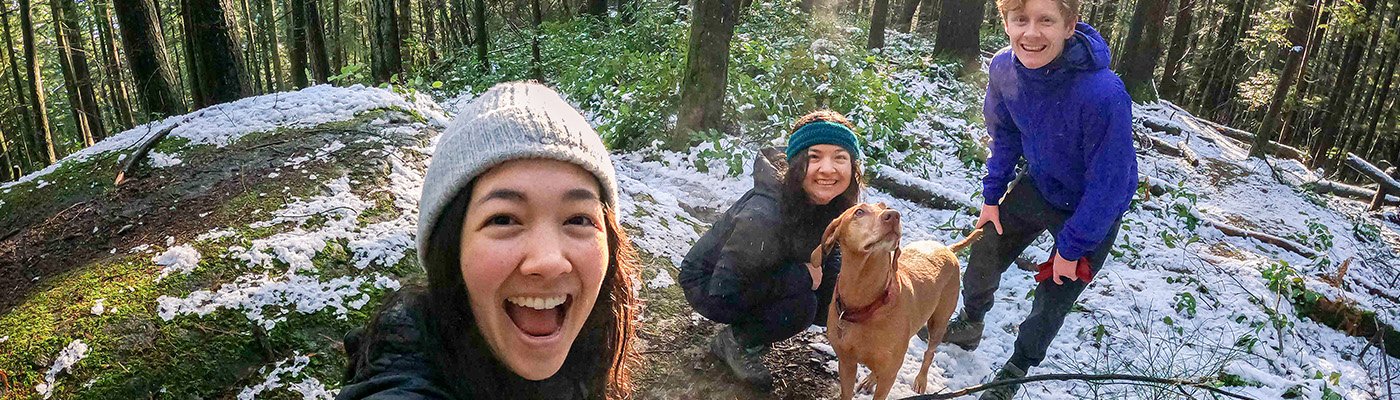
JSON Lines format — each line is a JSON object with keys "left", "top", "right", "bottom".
{"left": 811, "top": 203, "right": 984, "bottom": 400}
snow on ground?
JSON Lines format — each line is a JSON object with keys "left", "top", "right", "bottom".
{"left": 0, "top": 84, "right": 447, "bottom": 190}
{"left": 35, "top": 339, "right": 89, "bottom": 399}
{"left": 152, "top": 89, "right": 438, "bottom": 334}
{"left": 154, "top": 244, "right": 202, "bottom": 281}
{"left": 237, "top": 355, "right": 334, "bottom": 400}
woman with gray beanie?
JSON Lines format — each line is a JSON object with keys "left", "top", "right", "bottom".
{"left": 679, "top": 110, "right": 865, "bottom": 390}
{"left": 337, "top": 82, "right": 639, "bottom": 400}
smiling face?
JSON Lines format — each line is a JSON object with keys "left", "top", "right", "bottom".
{"left": 1002, "top": 0, "right": 1077, "bottom": 69}
{"left": 458, "top": 158, "right": 609, "bottom": 381}
{"left": 802, "top": 144, "right": 854, "bottom": 205}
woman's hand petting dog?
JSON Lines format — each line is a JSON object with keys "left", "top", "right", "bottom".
{"left": 806, "top": 262, "right": 822, "bottom": 290}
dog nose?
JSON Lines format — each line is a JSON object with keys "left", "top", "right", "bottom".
{"left": 882, "top": 210, "right": 900, "bottom": 222}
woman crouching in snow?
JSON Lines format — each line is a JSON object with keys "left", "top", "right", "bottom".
{"left": 337, "top": 82, "right": 638, "bottom": 400}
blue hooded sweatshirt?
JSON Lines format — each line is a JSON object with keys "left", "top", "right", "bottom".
{"left": 982, "top": 22, "right": 1139, "bottom": 261}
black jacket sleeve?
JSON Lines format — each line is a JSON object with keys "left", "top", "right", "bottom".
{"left": 707, "top": 202, "right": 785, "bottom": 299}
{"left": 336, "top": 302, "right": 454, "bottom": 400}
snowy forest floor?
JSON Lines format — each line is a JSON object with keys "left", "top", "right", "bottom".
{"left": 2, "top": 4, "right": 1400, "bottom": 399}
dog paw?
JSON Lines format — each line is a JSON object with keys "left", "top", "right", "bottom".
{"left": 913, "top": 376, "right": 928, "bottom": 394}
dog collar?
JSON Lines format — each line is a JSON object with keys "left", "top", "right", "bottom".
{"left": 835, "top": 277, "right": 894, "bottom": 324}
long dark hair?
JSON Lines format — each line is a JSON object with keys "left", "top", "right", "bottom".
{"left": 374, "top": 182, "right": 637, "bottom": 399}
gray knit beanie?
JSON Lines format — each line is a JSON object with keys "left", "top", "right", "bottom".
{"left": 417, "top": 82, "right": 618, "bottom": 270}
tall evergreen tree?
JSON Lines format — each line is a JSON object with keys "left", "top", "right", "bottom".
{"left": 51, "top": 0, "right": 107, "bottom": 146}
{"left": 18, "top": 0, "right": 55, "bottom": 165}
{"left": 934, "top": 0, "right": 985, "bottom": 65}
{"left": 676, "top": 0, "right": 739, "bottom": 146}
{"left": 1118, "top": 0, "right": 1170, "bottom": 101}
{"left": 184, "top": 0, "right": 253, "bottom": 107}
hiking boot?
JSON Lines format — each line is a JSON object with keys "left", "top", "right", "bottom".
{"left": 710, "top": 326, "right": 774, "bottom": 390}
{"left": 979, "top": 362, "right": 1028, "bottom": 400}
{"left": 942, "top": 315, "right": 985, "bottom": 350}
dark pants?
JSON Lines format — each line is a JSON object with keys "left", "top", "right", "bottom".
{"left": 682, "top": 260, "right": 839, "bottom": 347}
{"left": 962, "top": 175, "right": 1121, "bottom": 371}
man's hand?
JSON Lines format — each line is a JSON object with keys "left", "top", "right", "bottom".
{"left": 976, "top": 204, "right": 1003, "bottom": 235}
{"left": 806, "top": 262, "right": 822, "bottom": 290}
{"left": 1051, "top": 252, "right": 1078, "bottom": 285}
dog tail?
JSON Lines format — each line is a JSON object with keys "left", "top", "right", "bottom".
{"left": 947, "top": 228, "right": 986, "bottom": 253}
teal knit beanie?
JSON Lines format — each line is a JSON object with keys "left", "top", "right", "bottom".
{"left": 785, "top": 121, "right": 862, "bottom": 160}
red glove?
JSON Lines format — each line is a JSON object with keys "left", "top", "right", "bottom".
{"left": 1034, "top": 254, "right": 1094, "bottom": 283}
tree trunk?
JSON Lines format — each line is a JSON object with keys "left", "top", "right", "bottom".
{"left": 1, "top": 5, "right": 35, "bottom": 153}
{"left": 1307, "top": 0, "right": 1377, "bottom": 169}
{"left": 290, "top": 0, "right": 309, "bottom": 87}
{"left": 261, "top": 0, "right": 284, "bottom": 90}
{"left": 934, "top": 0, "right": 984, "bottom": 66}
{"left": 184, "top": 0, "right": 253, "bottom": 107}
{"left": 253, "top": 0, "right": 273, "bottom": 91}
{"left": 1277, "top": 0, "right": 1330, "bottom": 145}
{"left": 1118, "top": 0, "right": 1170, "bottom": 102}
{"left": 676, "top": 0, "right": 739, "bottom": 145}
{"left": 868, "top": 0, "right": 890, "bottom": 48}
{"left": 914, "top": 0, "right": 939, "bottom": 36}
{"left": 1249, "top": 0, "right": 1319, "bottom": 158}
{"left": 1, "top": 128, "right": 12, "bottom": 181}
{"left": 114, "top": 0, "right": 185, "bottom": 118}
{"left": 18, "top": 0, "right": 55, "bottom": 164}
{"left": 370, "top": 0, "right": 403, "bottom": 81}
{"left": 531, "top": 0, "right": 544, "bottom": 80}
{"left": 585, "top": 0, "right": 606, "bottom": 17}
{"left": 306, "top": 0, "right": 331, "bottom": 83}
{"left": 1194, "top": 0, "right": 1252, "bottom": 122}
{"left": 1360, "top": 41, "right": 1398, "bottom": 157}
{"left": 93, "top": 0, "right": 137, "bottom": 129}
{"left": 1158, "top": 0, "right": 1193, "bottom": 100}
{"left": 399, "top": 0, "right": 413, "bottom": 69}
{"left": 474, "top": 0, "right": 489, "bottom": 72}
{"left": 333, "top": 0, "right": 345, "bottom": 71}
{"left": 52, "top": 0, "right": 107, "bottom": 146}
{"left": 239, "top": 0, "right": 261, "bottom": 94}
{"left": 892, "top": 0, "right": 919, "bottom": 32}
{"left": 1336, "top": 7, "right": 1396, "bottom": 169}
{"left": 423, "top": 0, "right": 437, "bottom": 63}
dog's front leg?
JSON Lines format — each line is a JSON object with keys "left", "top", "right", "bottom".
{"left": 837, "top": 356, "right": 858, "bottom": 400}
{"left": 867, "top": 357, "right": 901, "bottom": 400}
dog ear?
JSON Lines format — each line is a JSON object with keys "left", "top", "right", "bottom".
{"left": 892, "top": 245, "right": 902, "bottom": 271}
{"left": 811, "top": 214, "right": 844, "bottom": 268}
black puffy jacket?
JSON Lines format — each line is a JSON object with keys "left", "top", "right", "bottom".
{"left": 337, "top": 292, "right": 589, "bottom": 400}
{"left": 679, "top": 150, "right": 843, "bottom": 302}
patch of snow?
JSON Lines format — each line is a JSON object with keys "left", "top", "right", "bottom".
{"left": 148, "top": 151, "right": 183, "bottom": 167}
{"left": 35, "top": 339, "right": 89, "bottom": 399}
{"left": 157, "top": 272, "right": 400, "bottom": 330}
{"left": 237, "top": 355, "right": 335, "bottom": 400}
{"left": 154, "top": 244, "right": 202, "bottom": 281}
{"left": 2, "top": 84, "right": 446, "bottom": 191}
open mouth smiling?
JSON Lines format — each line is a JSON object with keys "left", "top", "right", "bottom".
{"left": 504, "top": 294, "right": 572, "bottom": 338}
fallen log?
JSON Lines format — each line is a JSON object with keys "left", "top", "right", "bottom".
{"left": 114, "top": 123, "right": 180, "bottom": 186}
{"left": 1305, "top": 179, "right": 1400, "bottom": 205}
{"left": 868, "top": 165, "right": 979, "bottom": 214}
{"left": 1344, "top": 154, "right": 1400, "bottom": 193}
{"left": 1188, "top": 116, "right": 1307, "bottom": 161}
{"left": 1140, "top": 134, "right": 1200, "bottom": 166}
{"left": 1141, "top": 118, "right": 1182, "bottom": 136}
{"left": 1202, "top": 217, "right": 1320, "bottom": 258}
{"left": 115, "top": 111, "right": 203, "bottom": 186}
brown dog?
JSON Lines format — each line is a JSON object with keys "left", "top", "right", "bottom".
{"left": 812, "top": 202, "right": 983, "bottom": 400}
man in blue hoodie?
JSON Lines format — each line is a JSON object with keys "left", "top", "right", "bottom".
{"left": 935, "top": 0, "right": 1138, "bottom": 398}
